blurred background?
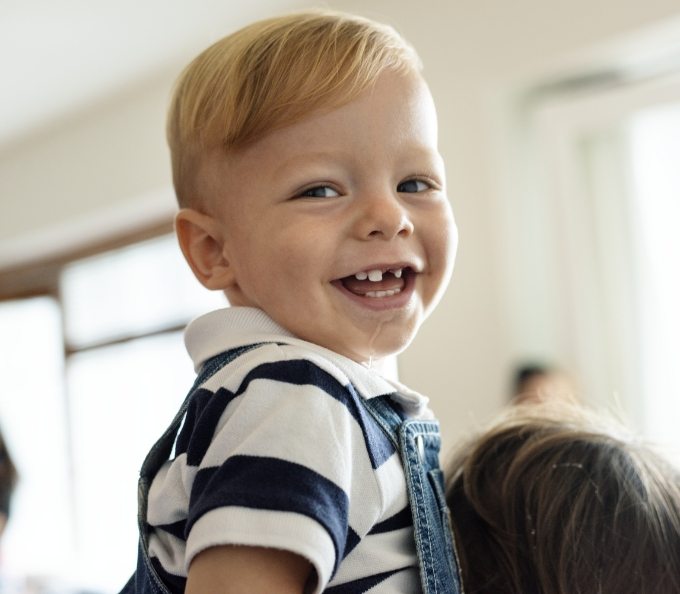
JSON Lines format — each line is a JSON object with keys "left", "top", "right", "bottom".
{"left": 1, "top": 0, "right": 680, "bottom": 591}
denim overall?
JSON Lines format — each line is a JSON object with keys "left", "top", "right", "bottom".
{"left": 120, "top": 345, "right": 463, "bottom": 594}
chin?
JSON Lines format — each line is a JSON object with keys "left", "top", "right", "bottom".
{"left": 354, "top": 338, "right": 413, "bottom": 364}
{"left": 321, "top": 326, "right": 416, "bottom": 364}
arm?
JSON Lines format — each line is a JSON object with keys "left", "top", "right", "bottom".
{"left": 186, "top": 544, "right": 314, "bottom": 594}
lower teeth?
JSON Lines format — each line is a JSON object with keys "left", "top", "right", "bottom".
{"left": 365, "top": 288, "right": 402, "bottom": 298}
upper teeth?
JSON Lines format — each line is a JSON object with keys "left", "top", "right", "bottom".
{"left": 354, "top": 268, "right": 403, "bottom": 282}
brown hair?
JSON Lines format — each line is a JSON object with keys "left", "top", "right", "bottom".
{"left": 446, "top": 404, "right": 680, "bottom": 593}
{"left": 167, "top": 10, "right": 421, "bottom": 207}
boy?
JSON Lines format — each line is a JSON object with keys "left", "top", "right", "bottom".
{"left": 121, "top": 10, "right": 460, "bottom": 594}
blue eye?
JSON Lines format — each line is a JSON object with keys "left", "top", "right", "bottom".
{"left": 299, "top": 186, "right": 340, "bottom": 198}
{"left": 397, "top": 179, "right": 430, "bottom": 193}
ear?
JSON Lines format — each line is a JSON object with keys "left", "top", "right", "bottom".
{"left": 174, "top": 208, "right": 236, "bottom": 290}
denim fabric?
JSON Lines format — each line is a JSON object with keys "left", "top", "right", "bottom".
{"left": 362, "top": 396, "right": 463, "bottom": 594}
{"left": 119, "top": 345, "right": 463, "bottom": 594}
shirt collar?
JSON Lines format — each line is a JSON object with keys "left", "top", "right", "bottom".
{"left": 184, "top": 306, "right": 431, "bottom": 414}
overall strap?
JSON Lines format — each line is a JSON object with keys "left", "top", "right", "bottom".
{"left": 138, "top": 343, "right": 264, "bottom": 482}
{"left": 359, "top": 393, "right": 404, "bottom": 448}
{"left": 360, "top": 393, "right": 464, "bottom": 594}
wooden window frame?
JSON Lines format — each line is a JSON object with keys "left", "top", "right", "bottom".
{"left": 0, "top": 219, "right": 174, "bottom": 302}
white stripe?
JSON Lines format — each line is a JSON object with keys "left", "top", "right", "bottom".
{"left": 148, "top": 530, "right": 187, "bottom": 578}
{"left": 202, "top": 379, "right": 376, "bottom": 494}
{"left": 332, "top": 527, "right": 418, "bottom": 585}
{"left": 147, "top": 454, "right": 196, "bottom": 525}
{"left": 373, "top": 453, "right": 411, "bottom": 518}
{"left": 365, "top": 567, "right": 421, "bottom": 593}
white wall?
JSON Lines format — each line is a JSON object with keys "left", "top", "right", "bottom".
{"left": 0, "top": 75, "right": 175, "bottom": 266}
{"left": 2, "top": 0, "right": 680, "bottom": 454}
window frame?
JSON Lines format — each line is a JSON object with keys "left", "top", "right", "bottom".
{"left": 495, "top": 64, "right": 680, "bottom": 439}
{"left": 0, "top": 217, "right": 215, "bottom": 588}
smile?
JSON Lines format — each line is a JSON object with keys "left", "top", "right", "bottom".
{"left": 332, "top": 266, "right": 417, "bottom": 307}
{"left": 347, "top": 267, "right": 406, "bottom": 298}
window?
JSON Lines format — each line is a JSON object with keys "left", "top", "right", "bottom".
{"left": 628, "top": 105, "right": 680, "bottom": 459}
{"left": 0, "top": 297, "right": 72, "bottom": 580}
{"left": 0, "top": 234, "right": 225, "bottom": 592}
{"left": 501, "top": 67, "right": 680, "bottom": 464}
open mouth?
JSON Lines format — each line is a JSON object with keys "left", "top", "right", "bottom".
{"left": 337, "top": 267, "right": 413, "bottom": 298}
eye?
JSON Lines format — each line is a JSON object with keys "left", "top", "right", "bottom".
{"left": 397, "top": 179, "right": 431, "bottom": 193}
{"left": 298, "top": 185, "right": 340, "bottom": 199}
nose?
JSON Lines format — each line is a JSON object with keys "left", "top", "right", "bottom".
{"left": 355, "top": 190, "right": 414, "bottom": 240}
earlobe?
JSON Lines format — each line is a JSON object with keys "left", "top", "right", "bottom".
{"left": 174, "top": 209, "right": 235, "bottom": 290}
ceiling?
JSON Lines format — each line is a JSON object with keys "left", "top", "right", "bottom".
{"left": 0, "top": 0, "right": 303, "bottom": 150}
{"left": 6, "top": 1, "right": 680, "bottom": 154}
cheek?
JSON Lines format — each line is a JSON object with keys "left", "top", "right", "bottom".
{"left": 425, "top": 207, "right": 456, "bottom": 266}
{"left": 278, "top": 225, "right": 332, "bottom": 268}
{"left": 246, "top": 236, "right": 318, "bottom": 294}
{"left": 421, "top": 207, "right": 457, "bottom": 307}
{"left": 274, "top": 241, "right": 316, "bottom": 279}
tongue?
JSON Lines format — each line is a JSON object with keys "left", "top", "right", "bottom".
{"left": 342, "top": 274, "right": 405, "bottom": 296}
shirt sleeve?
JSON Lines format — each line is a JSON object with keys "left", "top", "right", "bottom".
{"left": 182, "top": 353, "right": 372, "bottom": 591}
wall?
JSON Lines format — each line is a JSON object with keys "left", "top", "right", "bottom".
{"left": 0, "top": 74, "right": 175, "bottom": 267}
{"left": 2, "top": 0, "right": 680, "bottom": 454}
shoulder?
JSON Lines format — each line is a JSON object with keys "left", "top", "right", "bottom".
{"left": 182, "top": 341, "right": 399, "bottom": 484}
{"left": 191, "top": 343, "right": 376, "bottom": 433}
{"left": 185, "top": 343, "right": 370, "bottom": 460}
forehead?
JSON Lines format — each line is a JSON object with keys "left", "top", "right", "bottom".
{"left": 274, "top": 70, "right": 437, "bottom": 151}
{"left": 202, "top": 70, "right": 439, "bottom": 206}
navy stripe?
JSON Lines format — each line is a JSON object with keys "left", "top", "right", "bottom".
{"left": 345, "top": 384, "right": 397, "bottom": 470}
{"left": 368, "top": 506, "right": 413, "bottom": 535}
{"left": 325, "top": 568, "right": 405, "bottom": 593}
{"left": 150, "top": 555, "right": 186, "bottom": 594}
{"left": 188, "top": 455, "right": 349, "bottom": 574}
{"left": 178, "top": 359, "right": 395, "bottom": 469}
{"left": 233, "top": 359, "right": 395, "bottom": 468}
{"left": 173, "top": 345, "right": 263, "bottom": 461}
{"left": 176, "top": 387, "right": 236, "bottom": 465}
{"left": 157, "top": 519, "right": 186, "bottom": 541}
{"left": 343, "top": 527, "right": 361, "bottom": 559}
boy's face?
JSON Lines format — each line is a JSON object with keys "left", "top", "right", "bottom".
{"left": 200, "top": 69, "right": 456, "bottom": 363}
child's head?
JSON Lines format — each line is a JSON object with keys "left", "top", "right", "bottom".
{"left": 446, "top": 403, "right": 680, "bottom": 594}
{"left": 170, "top": 11, "right": 457, "bottom": 363}
{"left": 168, "top": 11, "right": 422, "bottom": 208}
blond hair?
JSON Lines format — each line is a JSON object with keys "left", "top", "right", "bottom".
{"left": 446, "top": 403, "right": 680, "bottom": 593}
{"left": 167, "top": 10, "right": 421, "bottom": 207}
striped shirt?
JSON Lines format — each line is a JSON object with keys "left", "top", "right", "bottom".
{"left": 147, "top": 307, "right": 434, "bottom": 593}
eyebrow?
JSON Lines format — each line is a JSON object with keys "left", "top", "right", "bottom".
{"left": 275, "top": 145, "right": 442, "bottom": 175}
{"left": 272, "top": 150, "right": 353, "bottom": 177}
